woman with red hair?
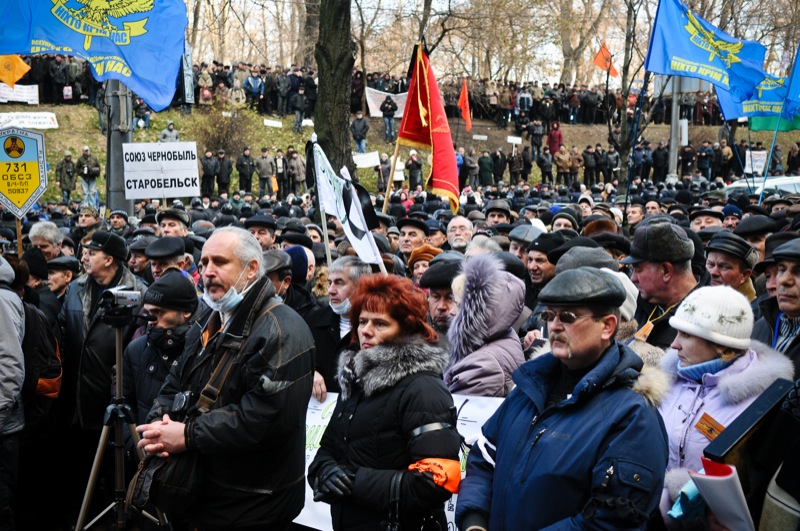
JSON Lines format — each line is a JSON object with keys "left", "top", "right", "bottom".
{"left": 309, "top": 274, "right": 461, "bottom": 530}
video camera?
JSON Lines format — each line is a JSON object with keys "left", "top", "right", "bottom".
{"left": 100, "top": 285, "right": 141, "bottom": 310}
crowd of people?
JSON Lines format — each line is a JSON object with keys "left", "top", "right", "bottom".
{"left": 1, "top": 154, "right": 800, "bottom": 530}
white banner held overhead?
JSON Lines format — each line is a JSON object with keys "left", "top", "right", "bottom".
{"left": 0, "top": 83, "right": 39, "bottom": 105}
{"left": 507, "top": 136, "right": 523, "bottom": 145}
{"left": 0, "top": 112, "right": 58, "bottom": 129}
{"left": 365, "top": 87, "right": 408, "bottom": 119}
{"left": 351, "top": 151, "right": 380, "bottom": 169}
{"left": 293, "top": 393, "right": 504, "bottom": 531}
{"left": 122, "top": 142, "right": 201, "bottom": 200}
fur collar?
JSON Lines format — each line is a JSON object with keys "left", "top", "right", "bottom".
{"left": 660, "top": 340, "right": 794, "bottom": 404}
{"left": 337, "top": 338, "right": 449, "bottom": 399}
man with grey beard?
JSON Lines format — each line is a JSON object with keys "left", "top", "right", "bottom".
{"left": 447, "top": 216, "right": 473, "bottom": 253}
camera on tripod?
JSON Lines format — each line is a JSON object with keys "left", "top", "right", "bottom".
{"left": 99, "top": 286, "right": 141, "bottom": 325}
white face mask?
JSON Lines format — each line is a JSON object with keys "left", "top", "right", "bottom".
{"left": 202, "top": 267, "right": 248, "bottom": 313}
{"left": 329, "top": 298, "right": 351, "bottom": 316}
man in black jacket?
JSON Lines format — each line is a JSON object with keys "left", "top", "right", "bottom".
{"left": 137, "top": 227, "right": 314, "bottom": 530}
{"left": 235, "top": 147, "right": 256, "bottom": 195}
{"left": 200, "top": 149, "right": 219, "bottom": 197}
{"left": 215, "top": 149, "right": 233, "bottom": 196}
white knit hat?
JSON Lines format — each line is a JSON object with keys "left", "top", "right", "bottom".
{"left": 669, "top": 286, "right": 753, "bottom": 350}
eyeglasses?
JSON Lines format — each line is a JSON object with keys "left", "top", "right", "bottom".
{"left": 540, "top": 309, "right": 596, "bottom": 324}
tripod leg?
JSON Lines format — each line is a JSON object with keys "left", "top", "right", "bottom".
{"left": 76, "top": 425, "right": 110, "bottom": 530}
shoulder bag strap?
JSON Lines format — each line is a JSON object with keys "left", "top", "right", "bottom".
{"left": 196, "top": 297, "right": 281, "bottom": 412}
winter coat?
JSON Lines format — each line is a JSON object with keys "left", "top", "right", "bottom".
{"left": 158, "top": 127, "right": 180, "bottom": 142}
{"left": 216, "top": 156, "right": 233, "bottom": 184}
{"left": 76, "top": 153, "right": 101, "bottom": 180}
{"left": 290, "top": 92, "right": 306, "bottom": 113}
{"left": 255, "top": 154, "right": 275, "bottom": 178}
{"left": 235, "top": 153, "right": 256, "bottom": 180}
{"left": 0, "top": 257, "right": 25, "bottom": 436}
{"left": 287, "top": 155, "right": 306, "bottom": 182}
{"left": 753, "top": 296, "right": 800, "bottom": 375}
{"left": 464, "top": 155, "right": 479, "bottom": 179}
{"left": 607, "top": 150, "right": 621, "bottom": 170}
{"left": 554, "top": 150, "right": 571, "bottom": 173}
{"left": 491, "top": 152, "right": 507, "bottom": 179}
{"left": 147, "top": 278, "right": 314, "bottom": 528}
{"left": 309, "top": 339, "right": 462, "bottom": 531}
{"left": 547, "top": 125, "right": 564, "bottom": 155}
{"left": 658, "top": 342, "right": 793, "bottom": 477}
{"left": 56, "top": 157, "right": 77, "bottom": 191}
{"left": 200, "top": 154, "right": 219, "bottom": 178}
{"left": 456, "top": 342, "right": 669, "bottom": 530}
{"left": 276, "top": 74, "right": 291, "bottom": 96}
{"left": 478, "top": 155, "right": 494, "bottom": 185}
{"left": 59, "top": 267, "right": 147, "bottom": 430}
{"left": 537, "top": 152, "right": 553, "bottom": 173}
{"left": 446, "top": 256, "right": 525, "bottom": 397}
{"left": 380, "top": 98, "right": 398, "bottom": 118}
{"left": 350, "top": 117, "right": 370, "bottom": 140}
{"left": 569, "top": 152, "right": 584, "bottom": 172}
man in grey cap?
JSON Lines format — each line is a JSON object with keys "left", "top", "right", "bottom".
{"left": 127, "top": 235, "right": 157, "bottom": 284}
{"left": 47, "top": 256, "right": 80, "bottom": 306}
{"left": 485, "top": 199, "right": 512, "bottom": 227}
{"left": 244, "top": 214, "right": 277, "bottom": 251}
{"left": 419, "top": 260, "right": 461, "bottom": 334}
{"left": 753, "top": 238, "right": 800, "bottom": 373}
{"left": 705, "top": 231, "right": 758, "bottom": 301}
{"left": 145, "top": 236, "right": 189, "bottom": 282}
{"left": 156, "top": 208, "right": 191, "bottom": 238}
{"left": 624, "top": 222, "right": 699, "bottom": 349}
{"left": 457, "top": 267, "right": 668, "bottom": 530}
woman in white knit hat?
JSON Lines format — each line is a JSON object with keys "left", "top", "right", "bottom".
{"left": 658, "top": 285, "right": 794, "bottom": 525}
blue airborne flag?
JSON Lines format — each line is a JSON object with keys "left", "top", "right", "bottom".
{"left": 786, "top": 45, "right": 800, "bottom": 118}
{"left": 715, "top": 75, "right": 788, "bottom": 119}
{"left": 645, "top": 0, "right": 767, "bottom": 99}
{"left": 0, "top": 0, "right": 187, "bottom": 111}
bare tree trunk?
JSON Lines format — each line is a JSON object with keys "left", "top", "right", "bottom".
{"left": 189, "top": 0, "right": 203, "bottom": 52}
{"left": 303, "top": 0, "right": 320, "bottom": 66}
{"left": 315, "top": 0, "right": 355, "bottom": 175}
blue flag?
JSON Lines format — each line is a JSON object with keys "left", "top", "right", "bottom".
{"left": 645, "top": 0, "right": 767, "bottom": 99}
{"left": 715, "top": 75, "right": 788, "bottom": 119}
{"left": 786, "top": 45, "right": 800, "bottom": 118}
{"left": 0, "top": 0, "right": 187, "bottom": 112}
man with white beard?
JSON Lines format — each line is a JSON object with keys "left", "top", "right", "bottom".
{"left": 447, "top": 216, "right": 474, "bottom": 254}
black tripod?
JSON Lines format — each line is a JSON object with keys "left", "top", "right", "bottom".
{"left": 75, "top": 305, "right": 166, "bottom": 530}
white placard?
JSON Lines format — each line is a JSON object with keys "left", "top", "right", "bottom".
{"left": 351, "top": 151, "right": 380, "bottom": 169}
{"left": 302, "top": 119, "right": 315, "bottom": 128}
{"left": 365, "top": 87, "right": 408, "bottom": 119}
{"left": 0, "top": 112, "right": 58, "bottom": 129}
{"left": 264, "top": 118, "right": 283, "bottom": 128}
{"left": 0, "top": 83, "right": 39, "bottom": 105}
{"left": 507, "top": 136, "right": 523, "bottom": 145}
{"left": 744, "top": 151, "right": 768, "bottom": 176}
{"left": 294, "top": 393, "right": 504, "bottom": 531}
{"left": 122, "top": 141, "right": 200, "bottom": 200}
{"left": 472, "top": 134, "right": 488, "bottom": 141}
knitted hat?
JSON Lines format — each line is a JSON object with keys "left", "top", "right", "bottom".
{"left": 142, "top": 270, "right": 198, "bottom": 313}
{"left": 22, "top": 247, "right": 48, "bottom": 280}
{"left": 408, "top": 244, "right": 442, "bottom": 268}
{"left": 284, "top": 245, "right": 308, "bottom": 284}
{"left": 669, "top": 286, "right": 753, "bottom": 350}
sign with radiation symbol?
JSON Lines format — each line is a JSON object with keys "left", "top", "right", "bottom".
{"left": 0, "top": 128, "right": 48, "bottom": 218}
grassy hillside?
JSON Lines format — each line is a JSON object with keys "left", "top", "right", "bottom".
{"left": 4, "top": 101, "right": 798, "bottom": 204}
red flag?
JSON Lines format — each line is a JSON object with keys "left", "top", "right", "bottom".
{"left": 458, "top": 78, "right": 472, "bottom": 132}
{"left": 0, "top": 55, "right": 30, "bottom": 88}
{"left": 397, "top": 45, "right": 459, "bottom": 214}
{"left": 593, "top": 42, "right": 619, "bottom": 77}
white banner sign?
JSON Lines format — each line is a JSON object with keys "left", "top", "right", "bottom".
{"left": 507, "top": 136, "right": 523, "bottom": 145}
{"left": 0, "top": 112, "right": 58, "bottom": 129}
{"left": 263, "top": 118, "right": 283, "bottom": 128}
{"left": 365, "top": 87, "right": 408, "bottom": 119}
{"left": 0, "top": 83, "right": 39, "bottom": 105}
{"left": 472, "top": 134, "right": 488, "bottom": 141}
{"left": 122, "top": 141, "right": 201, "bottom": 200}
{"left": 294, "top": 393, "right": 504, "bottom": 531}
{"left": 744, "top": 151, "right": 768, "bottom": 176}
{"left": 351, "top": 151, "right": 380, "bottom": 169}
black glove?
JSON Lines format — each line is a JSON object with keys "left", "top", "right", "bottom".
{"left": 783, "top": 379, "right": 800, "bottom": 422}
{"left": 313, "top": 464, "right": 356, "bottom": 503}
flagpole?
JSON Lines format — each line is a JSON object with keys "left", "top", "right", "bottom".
{"left": 758, "top": 103, "right": 784, "bottom": 205}
{"left": 623, "top": 71, "right": 652, "bottom": 218}
{"left": 383, "top": 142, "right": 402, "bottom": 213}
{"left": 318, "top": 202, "right": 334, "bottom": 270}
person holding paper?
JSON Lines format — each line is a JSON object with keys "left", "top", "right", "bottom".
{"left": 657, "top": 285, "right": 793, "bottom": 524}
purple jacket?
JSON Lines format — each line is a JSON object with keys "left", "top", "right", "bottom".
{"left": 658, "top": 341, "right": 793, "bottom": 479}
{"left": 446, "top": 255, "right": 525, "bottom": 397}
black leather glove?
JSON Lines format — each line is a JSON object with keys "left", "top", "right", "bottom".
{"left": 313, "top": 464, "right": 356, "bottom": 503}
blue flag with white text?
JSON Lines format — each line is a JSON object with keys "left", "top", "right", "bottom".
{"left": 0, "top": 0, "right": 187, "bottom": 111}
{"left": 715, "top": 75, "right": 788, "bottom": 119}
{"left": 645, "top": 0, "right": 767, "bottom": 99}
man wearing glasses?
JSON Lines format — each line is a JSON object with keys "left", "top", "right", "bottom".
{"left": 457, "top": 267, "right": 668, "bottom": 530}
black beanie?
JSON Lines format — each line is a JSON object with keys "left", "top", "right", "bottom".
{"left": 22, "top": 247, "right": 48, "bottom": 280}
{"left": 142, "top": 270, "right": 198, "bottom": 313}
